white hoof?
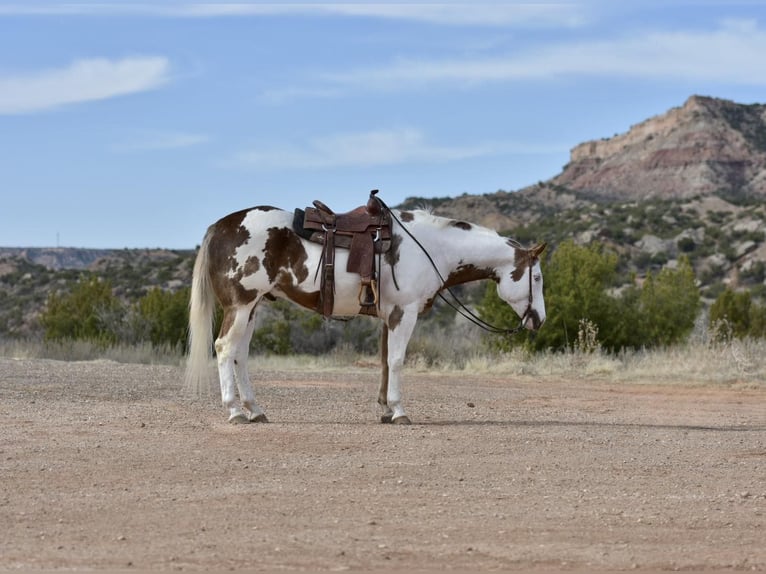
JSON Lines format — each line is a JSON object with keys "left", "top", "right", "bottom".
{"left": 228, "top": 411, "right": 250, "bottom": 424}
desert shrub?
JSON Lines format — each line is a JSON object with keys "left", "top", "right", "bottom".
{"left": 479, "top": 240, "right": 620, "bottom": 351}
{"left": 135, "top": 287, "right": 190, "bottom": 351}
{"left": 478, "top": 242, "right": 700, "bottom": 352}
{"left": 633, "top": 257, "right": 700, "bottom": 346}
{"left": 531, "top": 240, "right": 621, "bottom": 350}
{"left": 709, "top": 288, "right": 766, "bottom": 339}
{"left": 41, "top": 276, "right": 124, "bottom": 345}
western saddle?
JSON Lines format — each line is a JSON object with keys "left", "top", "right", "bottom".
{"left": 295, "top": 189, "right": 392, "bottom": 317}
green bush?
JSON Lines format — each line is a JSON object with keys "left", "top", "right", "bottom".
{"left": 478, "top": 242, "right": 701, "bottom": 352}
{"left": 41, "top": 277, "right": 123, "bottom": 345}
{"left": 634, "top": 257, "right": 700, "bottom": 346}
{"left": 709, "top": 288, "right": 766, "bottom": 339}
{"left": 531, "top": 240, "right": 621, "bottom": 351}
{"left": 135, "top": 287, "right": 190, "bottom": 351}
{"left": 479, "top": 240, "right": 620, "bottom": 351}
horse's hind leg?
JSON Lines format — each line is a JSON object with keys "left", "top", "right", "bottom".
{"left": 215, "top": 305, "right": 256, "bottom": 424}
{"left": 234, "top": 306, "right": 268, "bottom": 423}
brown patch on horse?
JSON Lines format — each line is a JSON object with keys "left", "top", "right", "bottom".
{"left": 242, "top": 255, "right": 260, "bottom": 275}
{"left": 262, "top": 227, "right": 310, "bottom": 284}
{"left": 388, "top": 305, "right": 404, "bottom": 331}
{"left": 511, "top": 242, "right": 547, "bottom": 282}
{"left": 512, "top": 251, "right": 531, "bottom": 282}
{"left": 208, "top": 209, "right": 259, "bottom": 306}
{"left": 399, "top": 211, "right": 415, "bottom": 222}
{"left": 384, "top": 233, "right": 402, "bottom": 268}
{"left": 260, "top": 227, "right": 318, "bottom": 310}
{"left": 419, "top": 265, "right": 496, "bottom": 315}
{"left": 444, "top": 264, "right": 496, "bottom": 288}
{"left": 218, "top": 304, "right": 249, "bottom": 340}
{"left": 450, "top": 220, "right": 473, "bottom": 231}
{"left": 275, "top": 283, "right": 321, "bottom": 311}
{"left": 227, "top": 254, "right": 262, "bottom": 295}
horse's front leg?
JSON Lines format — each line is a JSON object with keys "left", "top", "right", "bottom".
{"left": 378, "top": 324, "right": 392, "bottom": 422}
{"left": 381, "top": 305, "right": 418, "bottom": 425}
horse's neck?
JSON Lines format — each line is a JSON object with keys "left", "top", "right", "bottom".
{"left": 409, "top": 220, "right": 512, "bottom": 285}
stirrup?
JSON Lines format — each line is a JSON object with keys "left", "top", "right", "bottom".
{"left": 358, "top": 280, "right": 378, "bottom": 307}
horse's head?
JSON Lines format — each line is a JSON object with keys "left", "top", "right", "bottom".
{"left": 497, "top": 242, "right": 547, "bottom": 331}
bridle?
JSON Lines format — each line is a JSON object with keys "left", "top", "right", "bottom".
{"left": 435, "top": 246, "right": 538, "bottom": 337}
{"left": 378, "top": 199, "right": 539, "bottom": 337}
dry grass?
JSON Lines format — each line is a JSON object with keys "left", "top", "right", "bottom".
{"left": 0, "top": 339, "right": 184, "bottom": 366}
{"left": 2, "top": 336, "right": 765, "bottom": 389}
{"left": 460, "top": 340, "right": 766, "bottom": 389}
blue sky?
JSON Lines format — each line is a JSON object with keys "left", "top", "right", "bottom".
{"left": 2, "top": 1, "right": 766, "bottom": 249}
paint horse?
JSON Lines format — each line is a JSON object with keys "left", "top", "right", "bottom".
{"left": 185, "top": 200, "right": 546, "bottom": 424}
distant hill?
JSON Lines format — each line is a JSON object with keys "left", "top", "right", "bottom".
{"left": 0, "top": 248, "right": 194, "bottom": 338}
{"left": 400, "top": 95, "right": 766, "bottom": 302}
{"left": 0, "top": 247, "right": 117, "bottom": 270}
{"left": 552, "top": 95, "right": 766, "bottom": 201}
{"left": 3, "top": 95, "right": 765, "bottom": 339}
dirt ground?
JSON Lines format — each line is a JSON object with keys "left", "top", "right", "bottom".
{"left": 1, "top": 357, "right": 764, "bottom": 572}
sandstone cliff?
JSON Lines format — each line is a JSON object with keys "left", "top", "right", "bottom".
{"left": 551, "top": 95, "right": 766, "bottom": 200}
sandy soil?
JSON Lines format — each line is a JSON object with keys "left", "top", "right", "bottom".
{"left": 1, "top": 357, "right": 764, "bottom": 572}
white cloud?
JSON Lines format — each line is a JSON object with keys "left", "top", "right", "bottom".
{"left": 304, "top": 4, "right": 584, "bottom": 28}
{"left": 0, "top": 57, "right": 171, "bottom": 115}
{"left": 114, "top": 131, "right": 209, "bottom": 152}
{"left": 314, "top": 19, "right": 766, "bottom": 91}
{"left": 234, "top": 128, "right": 506, "bottom": 170}
{"left": 0, "top": 3, "right": 585, "bottom": 27}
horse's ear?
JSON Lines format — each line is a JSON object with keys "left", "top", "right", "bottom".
{"left": 531, "top": 242, "right": 547, "bottom": 259}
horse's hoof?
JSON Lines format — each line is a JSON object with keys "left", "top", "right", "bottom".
{"left": 228, "top": 413, "right": 250, "bottom": 424}
{"left": 380, "top": 414, "right": 393, "bottom": 424}
{"left": 249, "top": 413, "right": 269, "bottom": 423}
{"left": 392, "top": 416, "right": 412, "bottom": 425}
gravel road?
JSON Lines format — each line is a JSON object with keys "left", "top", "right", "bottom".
{"left": 1, "top": 357, "right": 764, "bottom": 571}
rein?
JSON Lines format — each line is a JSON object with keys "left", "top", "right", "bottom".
{"left": 377, "top": 198, "right": 535, "bottom": 337}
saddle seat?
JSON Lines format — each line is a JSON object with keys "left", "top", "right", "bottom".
{"left": 295, "top": 190, "right": 392, "bottom": 317}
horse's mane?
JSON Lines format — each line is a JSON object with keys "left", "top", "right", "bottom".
{"left": 399, "top": 209, "right": 503, "bottom": 239}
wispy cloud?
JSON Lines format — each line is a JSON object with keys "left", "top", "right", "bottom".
{"left": 277, "top": 18, "right": 766, "bottom": 97}
{"left": 232, "top": 127, "right": 562, "bottom": 170}
{"left": 113, "top": 131, "right": 209, "bottom": 152}
{"left": 0, "top": 3, "right": 585, "bottom": 27}
{"left": 0, "top": 57, "right": 171, "bottom": 115}
{"left": 233, "top": 128, "right": 514, "bottom": 170}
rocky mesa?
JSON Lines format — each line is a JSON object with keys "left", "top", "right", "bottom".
{"left": 552, "top": 95, "right": 766, "bottom": 201}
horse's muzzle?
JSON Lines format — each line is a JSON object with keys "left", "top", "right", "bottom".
{"left": 523, "top": 310, "right": 544, "bottom": 331}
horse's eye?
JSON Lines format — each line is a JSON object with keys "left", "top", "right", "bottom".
{"left": 534, "top": 274, "right": 542, "bottom": 282}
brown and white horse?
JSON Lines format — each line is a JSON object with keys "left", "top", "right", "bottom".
{"left": 185, "top": 205, "right": 546, "bottom": 424}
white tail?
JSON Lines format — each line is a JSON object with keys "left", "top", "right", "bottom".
{"left": 184, "top": 230, "right": 216, "bottom": 397}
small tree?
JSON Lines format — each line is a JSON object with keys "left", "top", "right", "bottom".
{"left": 478, "top": 240, "right": 620, "bottom": 351}
{"left": 709, "top": 288, "right": 766, "bottom": 339}
{"left": 478, "top": 243, "right": 701, "bottom": 352}
{"left": 135, "top": 287, "right": 190, "bottom": 350}
{"left": 636, "top": 257, "right": 700, "bottom": 346}
{"left": 41, "top": 276, "right": 123, "bottom": 344}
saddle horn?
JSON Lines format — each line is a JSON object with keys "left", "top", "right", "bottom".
{"left": 366, "top": 189, "right": 382, "bottom": 217}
